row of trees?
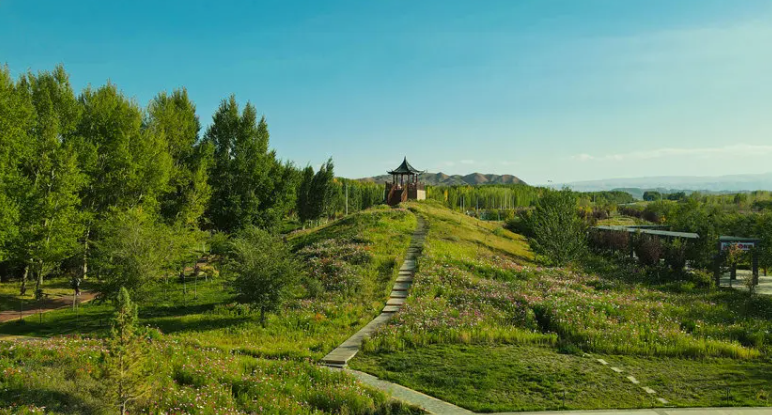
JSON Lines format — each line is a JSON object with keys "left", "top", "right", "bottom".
{"left": 0, "top": 64, "right": 373, "bottom": 299}
{"left": 426, "top": 184, "right": 542, "bottom": 213}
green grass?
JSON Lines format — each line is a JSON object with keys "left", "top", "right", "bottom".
{"left": 352, "top": 344, "right": 652, "bottom": 412}
{"left": 352, "top": 344, "right": 772, "bottom": 412}
{"left": 0, "top": 207, "right": 424, "bottom": 414}
{"left": 352, "top": 200, "right": 772, "bottom": 411}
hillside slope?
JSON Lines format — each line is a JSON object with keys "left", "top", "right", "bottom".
{"left": 0, "top": 208, "right": 421, "bottom": 414}
{"left": 352, "top": 200, "right": 772, "bottom": 412}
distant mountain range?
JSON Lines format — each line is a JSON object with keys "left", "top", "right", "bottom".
{"left": 359, "top": 172, "right": 527, "bottom": 186}
{"left": 556, "top": 172, "right": 772, "bottom": 197}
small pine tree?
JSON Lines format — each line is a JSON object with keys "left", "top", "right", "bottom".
{"left": 103, "top": 287, "right": 150, "bottom": 415}
{"left": 529, "top": 189, "right": 587, "bottom": 266}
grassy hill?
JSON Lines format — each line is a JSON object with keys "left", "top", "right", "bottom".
{"left": 0, "top": 207, "right": 421, "bottom": 414}
{"left": 351, "top": 201, "right": 772, "bottom": 412}
{"left": 4, "top": 201, "right": 772, "bottom": 413}
{"left": 359, "top": 172, "right": 527, "bottom": 186}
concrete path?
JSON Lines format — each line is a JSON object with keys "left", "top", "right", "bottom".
{"left": 719, "top": 272, "right": 772, "bottom": 295}
{"left": 349, "top": 369, "right": 473, "bottom": 415}
{"left": 321, "top": 215, "right": 427, "bottom": 367}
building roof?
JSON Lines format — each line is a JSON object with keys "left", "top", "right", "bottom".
{"left": 594, "top": 225, "right": 700, "bottom": 239}
{"left": 719, "top": 236, "right": 761, "bottom": 243}
{"left": 388, "top": 157, "right": 421, "bottom": 175}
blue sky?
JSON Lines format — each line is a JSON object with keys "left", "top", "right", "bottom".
{"left": 2, "top": 0, "right": 771, "bottom": 184}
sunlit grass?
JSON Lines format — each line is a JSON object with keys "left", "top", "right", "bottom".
{"left": 0, "top": 207, "right": 423, "bottom": 414}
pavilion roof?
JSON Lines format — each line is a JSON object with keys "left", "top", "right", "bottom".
{"left": 388, "top": 157, "right": 421, "bottom": 174}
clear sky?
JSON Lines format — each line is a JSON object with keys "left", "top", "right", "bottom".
{"left": 2, "top": 0, "right": 771, "bottom": 184}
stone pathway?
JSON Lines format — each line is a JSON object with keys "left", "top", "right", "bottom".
{"left": 321, "top": 215, "right": 427, "bottom": 367}
{"left": 349, "top": 369, "right": 473, "bottom": 415}
{"left": 588, "top": 354, "right": 670, "bottom": 405}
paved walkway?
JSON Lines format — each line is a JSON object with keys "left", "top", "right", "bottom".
{"left": 321, "top": 215, "right": 427, "bottom": 367}
{"left": 0, "top": 292, "right": 95, "bottom": 324}
{"left": 719, "top": 271, "right": 772, "bottom": 295}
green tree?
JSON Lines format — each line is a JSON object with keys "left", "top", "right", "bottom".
{"left": 227, "top": 226, "right": 302, "bottom": 327}
{"left": 146, "top": 89, "right": 212, "bottom": 227}
{"left": 93, "top": 208, "right": 165, "bottom": 301}
{"left": 74, "top": 83, "right": 173, "bottom": 281}
{"left": 643, "top": 191, "right": 662, "bottom": 201}
{"left": 0, "top": 66, "right": 33, "bottom": 264}
{"left": 296, "top": 165, "right": 315, "bottom": 226}
{"left": 529, "top": 189, "right": 586, "bottom": 266}
{"left": 11, "top": 67, "right": 85, "bottom": 295}
{"left": 204, "top": 96, "right": 296, "bottom": 232}
{"left": 308, "top": 158, "right": 335, "bottom": 223}
{"left": 103, "top": 287, "right": 150, "bottom": 415}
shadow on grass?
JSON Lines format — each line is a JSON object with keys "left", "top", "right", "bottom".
{"left": 0, "top": 387, "right": 101, "bottom": 414}
{"left": 148, "top": 315, "right": 251, "bottom": 334}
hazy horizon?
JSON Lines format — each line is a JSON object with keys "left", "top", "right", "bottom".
{"left": 3, "top": 0, "right": 771, "bottom": 184}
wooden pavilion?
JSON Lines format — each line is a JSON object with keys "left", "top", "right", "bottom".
{"left": 385, "top": 157, "right": 425, "bottom": 205}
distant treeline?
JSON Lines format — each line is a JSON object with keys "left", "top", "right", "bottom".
{"left": 426, "top": 184, "right": 542, "bottom": 212}
{"left": 425, "top": 185, "right": 635, "bottom": 217}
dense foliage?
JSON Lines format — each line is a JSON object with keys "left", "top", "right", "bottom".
{"left": 0, "top": 64, "right": 384, "bottom": 298}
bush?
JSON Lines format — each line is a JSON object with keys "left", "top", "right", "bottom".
{"left": 504, "top": 214, "right": 533, "bottom": 237}
{"left": 227, "top": 226, "right": 303, "bottom": 327}
{"left": 528, "top": 190, "right": 586, "bottom": 266}
{"left": 635, "top": 235, "right": 662, "bottom": 266}
{"left": 664, "top": 238, "right": 688, "bottom": 272}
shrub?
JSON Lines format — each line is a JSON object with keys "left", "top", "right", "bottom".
{"left": 635, "top": 235, "right": 662, "bottom": 266}
{"left": 227, "top": 226, "right": 303, "bottom": 327}
{"left": 664, "top": 238, "right": 688, "bottom": 272}
{"left": 528, "top": 190, "right": 586, "bottom": 266}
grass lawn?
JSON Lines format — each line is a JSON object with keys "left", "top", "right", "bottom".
{"left": 0, "top": 207, "right": 424, "bottom": 414}
{"left": 352, "top": 200, "right": 772, "bottom": 411}
{"left": 352, "top": 344, "right": 652, "bottom": 412}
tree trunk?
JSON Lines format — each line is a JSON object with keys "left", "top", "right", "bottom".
{"left": 20, "top": 264, "right": 29, "bottom": 295}
{"left": 35, "top": 260, "right": 44, "bottom": 294}
{"left": 82, "top": 227, "right": 90, "bottom": 280}
{"left": 260, "top": 306, "right": 266, "bottom": 328}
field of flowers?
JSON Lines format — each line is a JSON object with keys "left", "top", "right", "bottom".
{"left": 0, "top": 208, "right": 421, "bottom": 413}
{"left": 353, "top": 201, "right": 772, "bottom": 410}
{"left": 0, "top": 336, "right": 420, "bottom": 414}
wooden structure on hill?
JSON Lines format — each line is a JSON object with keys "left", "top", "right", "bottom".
{"left": 385, "top": 157, "right": 425, "bottom": 206}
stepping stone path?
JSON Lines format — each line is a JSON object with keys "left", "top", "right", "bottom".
{"left": 590, "top": 355, "right": 673, "bottom": 407}
{"left": 322, "top": 215, "right": 427, "bottom": 368}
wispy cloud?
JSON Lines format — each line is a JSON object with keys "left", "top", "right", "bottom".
{"left": 460, "top": 159, "right": 476, "bottom": 165}
{"left": 571, "top": 144, "right": 772, "bottom": 162}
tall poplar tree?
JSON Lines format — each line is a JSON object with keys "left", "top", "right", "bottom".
{"left": 296, "top": 165, "right": 315, "bottom": 225}
{"left": 308, "top": 158, "right": 335, "bottom": 222}
{"left": 12, "top": 67, "right": 85, "bottom": 294}
{"left": 204, "top": 96, "right": 296, "bottom": 233}
{"left": 0, "top": 66, "right": 33, "bottom": 265}
{"left": 74, "top": 83, "right": 172, "bottom": 280}
{"left": 146, "top": 89, "right": 212, "bottom": 227}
